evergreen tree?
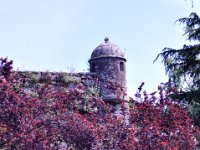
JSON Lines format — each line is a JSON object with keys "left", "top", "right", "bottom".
{"left": 154, "top": 12, "right": 200, "bottom": 126}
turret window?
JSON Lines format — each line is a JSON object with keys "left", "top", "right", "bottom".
{"left": 91, "top": 63, "right": 96, "bottom": 72}
{"left": 120, "top": 62, "right": 124, "bottom": 71}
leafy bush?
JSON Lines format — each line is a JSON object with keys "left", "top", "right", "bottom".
{"left": 0, "top": 58, "right": 199, "bottom": 150}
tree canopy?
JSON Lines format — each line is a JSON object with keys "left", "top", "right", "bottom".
{"left": 155, "top": 12, "right": 200, "bottom": 126}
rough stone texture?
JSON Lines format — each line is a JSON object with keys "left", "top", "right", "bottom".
{"left": 89, "top": 38, "right": 127, "bottom": 103}
{"left": 88, "top": 38, "right": 129, "bottom": 124}
{"left": 15, "top": 71, "right": 98, "bottom": 88}
{"left": 13, "top": 38, "right": 129, "bottom": 123}
{"left": 90, "top": 42, "right": 124, "bottom": 59}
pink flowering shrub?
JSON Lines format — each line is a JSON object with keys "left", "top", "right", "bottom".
{"left": 0, "top": 58, "right": 199, "bottom": 150}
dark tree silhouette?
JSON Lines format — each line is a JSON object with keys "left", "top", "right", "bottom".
{"left": 155, "top": 12, "right": 200, "bottom": 126}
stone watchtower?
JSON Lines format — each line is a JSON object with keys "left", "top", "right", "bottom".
{"left": 88, "top": 37, "right": 127, "bottom": 103}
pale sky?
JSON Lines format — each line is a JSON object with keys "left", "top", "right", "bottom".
{"left": 0, "top": 0, "right": 199, "bottom": 96}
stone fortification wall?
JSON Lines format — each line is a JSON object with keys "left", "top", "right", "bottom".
{"left": 15, "top": 71, "right": 98, "bottom": 87}
{"left": 11, "top": 71, "right": 129, "bottom": 123}
{"left": 14, "top": 71, "right": 127, "bottom": 103}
